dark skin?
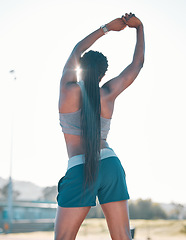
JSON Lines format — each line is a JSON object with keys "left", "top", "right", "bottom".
{"left": 59, "top": 13, "right": 145, "bottom": 159}
{"left": 55, "top": 13, "right": 145, "bottom": 240}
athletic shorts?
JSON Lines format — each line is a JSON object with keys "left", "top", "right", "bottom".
{"left": 57, "top": 147, "right": 130, "bottom": 208}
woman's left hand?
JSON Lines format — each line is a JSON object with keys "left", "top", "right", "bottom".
{"left": 106, "top": 17, "right": 127, "bottom": 31}
{"left": 123, "top": 13, "right": 142, "bottom": 29}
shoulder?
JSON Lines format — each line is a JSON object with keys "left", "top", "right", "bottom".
{"left": 100, "top": 82, "right": 115, "bottom": 102}
{"left": 59, "top": 82, "right": 81, "bottom": 113}
{"left": 60, "top": 81, "right": 81, "bottom": 95}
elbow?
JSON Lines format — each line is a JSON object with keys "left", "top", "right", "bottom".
{"left": 135, "top": 56, "right": 144, "bottom": 70}
{"left": 71, "top": 45, "right": 79, "bottom": 57}
{"left": 140, "top": 59, "right": 144, "bottom": 69}
{"left": 139, "top": 55, "right": 145, "bottom": 69}
{"left": 73, "top": 45, "right": 80, "bottom": 54}
{"left": 73, "top": 42, "right": 83, "bottom": 55}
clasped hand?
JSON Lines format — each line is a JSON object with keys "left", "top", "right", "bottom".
{"left": 107, "top": 12, "right": 142, "bottom": 31}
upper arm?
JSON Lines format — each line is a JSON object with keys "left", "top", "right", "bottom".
{"left": 61, "top": 46, "right": 81, "bottom": 87}
{"left": 102, "top": 61, "right": 143, "bottom": 100}
{"left": 59, "top": 47, "right": 82, "bottom": 110}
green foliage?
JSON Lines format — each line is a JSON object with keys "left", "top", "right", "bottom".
{"left": 0, "top": 183, "right": 20, "bottom": 200}
{"left": 169, "top": 203, "right": 185, "bottom": 219}
{"left": 41, "top": 186, "right": 58, "bottom": 202}
{"left": 129, "top": 199, "right": 167, "bottom": 219}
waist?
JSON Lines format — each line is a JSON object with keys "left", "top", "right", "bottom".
{"left": 67, "top": 147, "right": 117, "bottom": 171}
{"left": 64, "top": 135, "right": 109, "bottom": 159}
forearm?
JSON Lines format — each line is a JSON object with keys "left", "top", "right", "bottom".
{"left": 113, "top": 22, "right": 145, "bottom": 94}
{"left": 63, "top": 27, "right": 106, "bottom": 72}
{"left": 74, "top": 28, "right": 105, "bottom": 55}
{"left": 132, "top": 24, "right": 145, "bottom": 67}
{"left": 73, "top": 17, "right": 125, "bottom": 55}
{"left": 63, "top": 17, "right": 126, "bottom": 72}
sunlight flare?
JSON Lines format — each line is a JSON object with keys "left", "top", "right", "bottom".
{"left": 76, "top": 66, "right": 82, "bottom": 81}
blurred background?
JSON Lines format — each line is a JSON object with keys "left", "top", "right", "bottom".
{"left": 0, "top": 0, "right": 186, "bottom": 238}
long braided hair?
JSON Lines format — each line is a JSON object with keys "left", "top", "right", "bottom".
{"left": 80, "top": 50, "right": 108, "bottom": 190}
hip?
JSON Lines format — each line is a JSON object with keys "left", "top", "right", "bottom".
{"left": 67, "top": 147, "right": 117, "bottom": 171}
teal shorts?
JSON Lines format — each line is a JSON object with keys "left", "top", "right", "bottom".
{"left": 57, "top": 148, "right": 130, "bottom": 208}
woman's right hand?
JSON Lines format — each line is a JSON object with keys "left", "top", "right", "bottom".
{"left": 122, "top": 13, "right": 142, "bottom": 29}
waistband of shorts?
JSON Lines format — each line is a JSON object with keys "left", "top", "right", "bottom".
{"left": 67, "top": 147, "right": 117, "bottom": 171}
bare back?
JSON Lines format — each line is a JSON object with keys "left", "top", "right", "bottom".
{"left": 59, "top": 19, "right": 144, "bottom": 159}
{"left": 59, "top": 83, "right": 114, "bottom": 158}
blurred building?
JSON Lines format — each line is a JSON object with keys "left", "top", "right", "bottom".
{"left": 0, "top": 200, "right": 105, "bottom": 233}
{"left": 0, "top": 201, "right": 56, "bottom": 233}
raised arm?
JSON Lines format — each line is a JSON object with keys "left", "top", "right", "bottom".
{"left": 102, "top": 13, "right": 145, "bottom": 100}
{"left": 60, "top": 18, "right": 126, "bottom": 88}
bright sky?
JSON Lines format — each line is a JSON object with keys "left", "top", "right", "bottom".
{"left": 0, "top": 0, "right": 186, "bottom": 204}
